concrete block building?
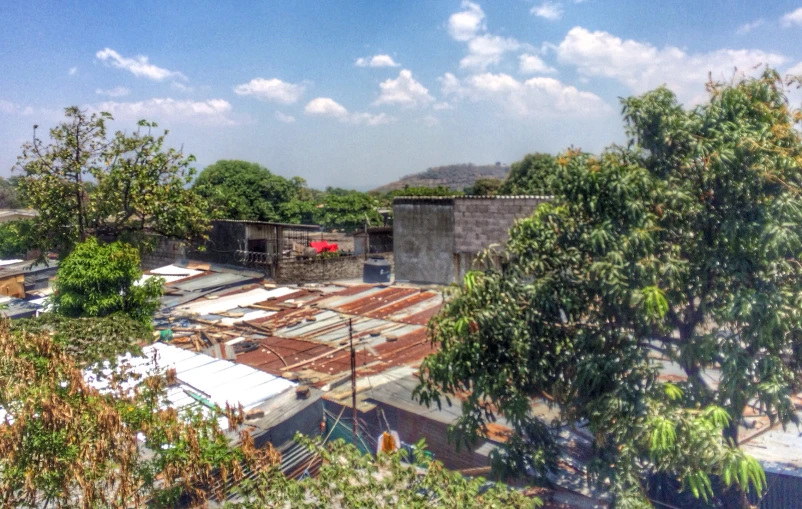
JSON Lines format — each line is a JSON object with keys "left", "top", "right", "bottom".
{"left": 393, "top": 195, "right": 549, "bottom": 285}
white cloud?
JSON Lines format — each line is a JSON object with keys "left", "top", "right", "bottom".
{"left": 275, "top": 111, "right": 296, "bottom": 123}
{"left": 531, "top": 2, "right": 563, "bottom": 20}
{"left": 305, "top": 97, "right": 349, "bottom": 118}
{"left": 171, "top": 82, "right": 194, "bottom": 93}
{"left": 554, "top": 27, "right": 787, "bottom": 103}
{"left": 519, "top": 53, "right": 556, "bottom": 74}
{"left": 781, "top": 7, "right": 802, "bottom": 27}
{"left": 788, "top": 62, "right": 802, "bottom": 76}
{"left": 737, "top": 19, "right": 765, "bottom": 35}
{"left": 422, "top": 115, "right": 440, "bottom": 127}
{"left": 441, "top": 72, "right": 609, "bottom": 117}
{"left": 233, "top": 78, "right": 306, "bottom": 104}
{"left": 94, "top": 98, "right": 236, "bottom": 125}
{"left": 433, "top": 102, "right": 454, "bottom": 110}
{"left": 355, "top": 54, "right": 400, "bottom": 67}
{"left": 460, "top": 34, "right": 521, "bottom": 70}
{"left": 95, "top": 86, "right": 130, "bottom": 97}
{"left": 448, "top": 1, "right": 486, "bottom": 41}
{"left": 68, "top": 67, "right": 78, "bottom": 76}
{"left": 96, "top": 48, "right": 186, "bottom": 81}
{"left": 350, "top": 112, "right": 395, "bottom": 126}
{"left": 304, "top": 98, "right": 395, "bottom": 125}
{"left": 373, "top": 69, "right": 434, "bottom": 107}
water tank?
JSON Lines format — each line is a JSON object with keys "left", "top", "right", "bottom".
{"left": 363, "top": 256, "right": 391, "bottom": 283}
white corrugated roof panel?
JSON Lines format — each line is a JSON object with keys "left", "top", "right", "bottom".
{"left": 84, "top": 343, "right": 296, "bottom": 414}
{"left": 180, "top": 288, "right": 276, "bottom": 315}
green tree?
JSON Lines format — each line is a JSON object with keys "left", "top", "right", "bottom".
{"left": 499, "top": 153, "right": 559, "bottom": 195}
{"left": 15, "top": 107, "right": 209, "bottom": 256}
{"left": 0, "top": 220, "right": 32, "bottom": 258}
{"left": 316, "top": 191, "right": 382, "bottom": 232}
{"left": 466, "top": 177, "right": 504, "bottom": 196}
{"left": 194, "top": 160, "right": 312, "bottom": 223}
{"left": 0, "top": 177, "right": 23, "bottom": 209}
{"left": 50, "top": 238, "right": 163, "bottom": 324}
{"left": 416, "top": 70, "right": 801, "bottom": 507}
{"left": 228, "top": 435, "right": 539, "bottom": 509}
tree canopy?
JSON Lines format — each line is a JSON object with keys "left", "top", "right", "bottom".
{"left": 416, "top": 70, "right": 801, "bottom": 507}
{"left": 193, "top": 159, "right": 315, "bottom": 224}
{"left": 50, "top": 238, "right": 162, "bottom": 324}
{"left": 14, "top": 107, "right": 209, "bottom": 256}
{"left": 498, "top": 153, "right": 559, "bottom": 195}
{"left": 466, "top": 177, "right": 504, "bottom": 196}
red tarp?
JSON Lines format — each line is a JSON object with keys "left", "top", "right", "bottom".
{"left": 309, "top": 241, "right": 338, "bottom": 253}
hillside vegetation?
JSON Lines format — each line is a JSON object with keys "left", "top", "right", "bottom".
{"left": 372, "top": 163, "right": 509, "bottom": 193}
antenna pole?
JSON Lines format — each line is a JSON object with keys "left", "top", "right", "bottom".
{"left": 350, "top": 318, "right": 358, "bottom": 446}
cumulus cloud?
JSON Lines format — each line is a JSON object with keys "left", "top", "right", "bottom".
{"left": 781, "top": 8, "right": 802, "bottom": 27}
{"left": 95, "top": 86, "right": 130, "bottom": 97}
{"left": 305, "top": 97, "right": 349, "bottom": 118}
{"left": 788, "top": 61, "right": 802, "bottom": 77}
{"left": 304, "top": 97, "right": 394, "bottom": 125}
{"left": 554, "top": 27, "right": 787, "bottom": 103}
{"left": 737, "top": 19, "right": 765, "bottom": 35}
{"left": 531, "top": 2, "right": 563, "bottom": 20}
{"left": 374, "top": 69, "right": 434, "bottom": 107}
{"left": 440, "top": 71, "right": 609, "bottom": 116}
{"left": 448, "top": 1, "right": 486, "bottom": 42}
{"left": 519, "top": 53, "right": 556, "bottom": 74}
{"left": 274, "top": 111, "right": 296, "bottom": 123}
{"left": 355, "top": 54, "right": 400, "bottom": 67}
{"left": 350, "top": 112, "right": 395, "bottom": 126}
{"left": 233, "top": 78, "right": 306, "bottom": 104}
{"left": 68, "top": 67, "right": 78, "bottom": 76}
{"left": 433, "top": 102, "right": 454, "bottom": 110}
{"left": 460, "top": 34, "right": 521, "bottom": 70}
{"left": 94, "top": 98, "right": 236, "bottom": 125}
{"left": 96, "top": 48, "right": 186, "bottom": 81}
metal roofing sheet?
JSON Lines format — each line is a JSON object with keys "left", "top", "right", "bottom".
{"left": 171, "top": 272, "right": 255, "bottom": 293}
{"left": 180, "top": 288, "right": 292, "bottom": 315}
{"left": 742, "top": 425, "right": 802, "bottom": 477}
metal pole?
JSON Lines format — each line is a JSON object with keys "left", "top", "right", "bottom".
{"left": 350, "top": 318, "right": 358, "bottom": 445}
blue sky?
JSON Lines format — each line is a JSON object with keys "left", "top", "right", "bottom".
{"left": 2, "top": 1, "right": 802, "bottom": 189}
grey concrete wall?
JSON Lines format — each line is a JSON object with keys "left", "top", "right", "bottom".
{"left": 393, "top": 196, "right": 549, "bottom": 285}
{"left": 453, "top": 197, "right": 545, "bottom": 253}
{"left": 393, "top": 199, "right": 455, "bottom": 285}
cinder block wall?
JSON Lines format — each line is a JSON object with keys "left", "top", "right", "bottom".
{"left": 276, "top": 253, "right": 393, "bottom": 284}
{"left": 393, "top": 196, "right": 549, "bottom": 285}
{"left": 393, "top": 198, "right": 456, "bottom": 285}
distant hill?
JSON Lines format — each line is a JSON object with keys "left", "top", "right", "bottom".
{"left": 373, "top": 163, "right": 510, "bottom": 193}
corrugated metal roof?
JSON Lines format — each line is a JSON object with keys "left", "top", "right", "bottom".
{"left": 742, "top": 423, "right": 802, "bottom": 477}
{"left": 85, "top": 343, "right": 297, "bottom": 412}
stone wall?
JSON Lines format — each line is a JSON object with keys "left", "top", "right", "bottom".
{"left": 392, "top": 198, "right": 456, "bottom": 285}
{"left": 276, "top": 253, "right": 393, "bottom": 284}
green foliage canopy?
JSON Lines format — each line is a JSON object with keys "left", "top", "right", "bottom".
{"left": 417, "top": 70, "right": 802, "bottom": 507}
{"left": 50, "top": 238, "right": 162, "bottom": 324}
{"left": 14, "top": 107, "right": 210, "bottom": 256}
{"left": 194, "top": 160, "right": 315, "bottom": 223}
{"left": 499, "top": 153, "right": 559, "bottom": 195}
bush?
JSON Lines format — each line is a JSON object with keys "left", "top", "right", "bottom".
{"left": 50, "top": 238, "right": 162, "bottom": 324}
